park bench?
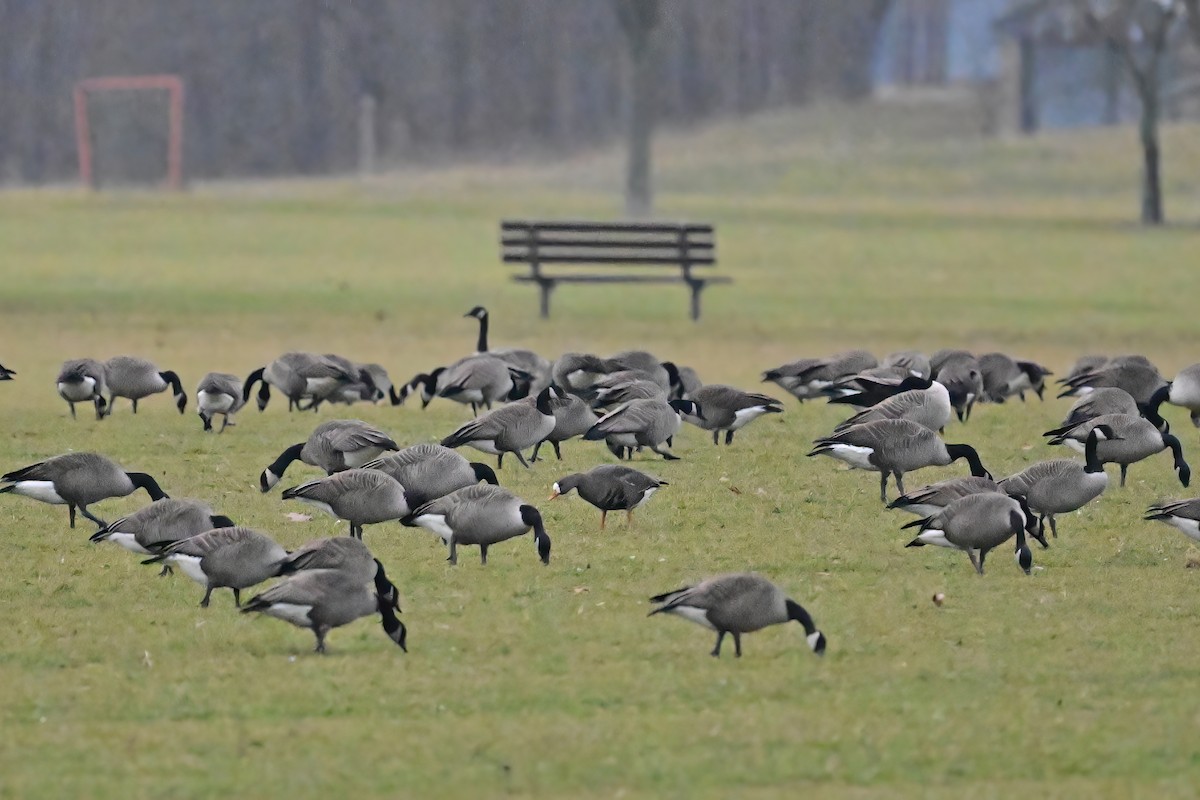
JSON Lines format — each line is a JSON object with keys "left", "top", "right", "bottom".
{"left": 501, "top": 220, "right": 729, "bottom": 321}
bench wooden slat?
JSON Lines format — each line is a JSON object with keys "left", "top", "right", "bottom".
{"left": 503, "top": 253, "right": 716, "bottom": 266}
{"left": 501, "top": 235, "right": 713, "bottom": 251}
{"left": 502, "top": 220, "right": 712, "bottom": 235}
{"left": 513, "top": 274, "right": 732, "bottom": 285}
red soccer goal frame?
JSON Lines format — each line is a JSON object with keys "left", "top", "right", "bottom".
{"left": 73, "top": 74, "right": 185, "bottom": 190}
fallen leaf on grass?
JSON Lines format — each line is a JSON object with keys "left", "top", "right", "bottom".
{"left": 285, "top": 512, "right": 312, "bottom": 522}
{"left": 729, "top": 486, "right": 742, "bottom": 495}
{"left": 572, "top": 586, "right": 589, "bottom": 594}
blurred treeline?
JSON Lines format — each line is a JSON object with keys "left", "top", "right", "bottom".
{"left": 0, "top": 0, "right": 889, "bottom": 183}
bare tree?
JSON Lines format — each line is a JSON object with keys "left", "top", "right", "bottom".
{"left": 615, "top": 0, "right": 662, "bottom": 218}
{"left": 1077, "top": 0, "right": 1181, "bottom": 225}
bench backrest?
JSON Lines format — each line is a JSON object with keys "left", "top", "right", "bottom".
{"left": 501, "top": 220, "right": 715, "bottom": 278}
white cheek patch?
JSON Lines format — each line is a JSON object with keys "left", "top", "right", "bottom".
{"left": 11, "top": 481, "right": 66, "bottom": 504}
{"left": 264, "top": 603, "right": 316, "bottom": 628}
{"left": 807, "top": 632, "right": 823, "bottom": 651}
{"left": 666, "top": 605, "right": 717, "bottom": 630}
{"left": 825, "top": 444, "right": 877, "bottom": 471}
{"left": 170, "top": 554, "right": 208, "bottom": 586}
{"left": 262, "top": 470, "right": 281, "bottom": 490}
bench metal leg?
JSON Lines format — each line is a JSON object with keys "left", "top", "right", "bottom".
{"left": 538, "top": 280, "right": 554, "bottom": 319}
{"left": 689, "top": 281, "right": 703, "bottom": 321}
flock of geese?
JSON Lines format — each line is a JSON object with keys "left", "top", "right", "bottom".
{"left": 4, "top": 311, "right": 1200, "bottom": 659}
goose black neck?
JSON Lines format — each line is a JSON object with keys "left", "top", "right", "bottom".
{"left": 785, "top": 599, "right": 817, "bottom": 635}
{"left": 1144, "top": 384, "right": 1171, "bottom": 430}
{"left": 535, "top": 387, "right": 555, "bottom": 414}
{"left": 521, "top": 505, "right": 551, "bottom": 564}
{"left": 128, "top": 472, "right": 168, "bottom": 501}
{"left": 243, "top": 367, "right": 265, "bottom": 402}
{"left": 1083, "top": 428, "right": 1105, "bottom": 473}
{"left": 387, "top": 384, "right": 403, "bottom": 406}
{"left": 210, "top": 514, "right": 236, "bottom": 528}
{"left": 946, "top": 444, "right": 989, "bottom": 478}
{"left": 476, "top": 311, "right": 489, "bottom": 352}
{"left": 377, "top": 599, "right": 407, "bottom": 651}
{"left": 160, "top": 370, "right": 184, "bottom": 396}
{"left": 471, "top": 462, "right": 499, "bottom": 485}
{"left": 1162, "top": 432, "right": 1191, "bottom": 487}
{"left": 268, "top": 443, "right": 305, "bottom": 480}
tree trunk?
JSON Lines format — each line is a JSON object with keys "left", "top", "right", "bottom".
{"left": 626, "top": 36, "right": 654, "bottom": 218}
{"left": 1138, "top": 83, "right": 1163, "bottom": 225}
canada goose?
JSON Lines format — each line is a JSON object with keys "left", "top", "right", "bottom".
{"left": 903, "top": 493, "right": 1035, "bottom": 575}
{"left": 807, "top": 419, "right": 991, "bottom": 503}
{"left": 241, "top": 568, "right": 407, "bottom": 654}
{"left": 648, "top": 573, "right": 826, "bottom": 658}
{"left": 277, "top": 536, "right": 401, "bottom": 608}
{"left": 887, "top": 475, "right": 1003, "bottom": 517}
{"left": 978, "top": 353, "right": 1052, "bottom": 402}
{"left": 259, "top": 419, "right": 400, "bottom": 492}
{"left": 141, "top": 526, "right": 287, "bottom": 607}
{"left": 1057, "top": 361, "right": 1166, "bottom": 406}
{"left": 282, "top": 469, "right": 414, "bottom": 539}
{"left": 826, "top": 373, "right": 931, "bottom": 409}
{"left": 89, "top": 497, "right": 235, "bottom": 559}
{"left": 406, "top": 354, "right": 528, "bottom": 417}
{"left": 304, "top": 354, "right": 379, "bottom": 411}
{"left": 1, "top": 452, "right": 169, "bottom": 528}
{"left": 364, "top": 444, "right": 497, "bottom": 508}
{"left": 1060, "top": 387, "right": 1142, "bottom": 430}
{"left": 0, "top": 362, "right": 13, "bottom": 380}
{"left": 580, "top": 373, "right": 668, "bottom": 408}
{"left": 671, "top": 365, "right": 703, "bottom": 400}
{"left": 548, "top": 465, "right": 667, "bottom": 529}
{"left": 930, "top": 351, "right": 983, "bottom": 422}
{"left": 103, "top": 356, "right": 186, "bottom": 415}
{"left": 584, "top": 398, "right": 701, "bottom": 461}
{"left": 196, "top": 372, "right": 245, "bottom": 432}
{"left": 465, "top": 306, "right": 553, "bottom": 393}
{"left": 1061, "top": 354, "right": 1109, "bottom": 383}
{"left": 56, "top": 358, "right": 108, "bottom": 420}
{"left": 881, "top": 350, "right": 932, "bottom": 380}
{"left": 551, "top": 353, "right": 610, "bottom": 395}
{"left": 762, "top": 350, "right": 877, "bottom": 402}
{"left": 604, "top": 351, "right": 679, "bottom": 392}
{"left": 1144, "top": 498, "right": 1200, "bottom": 543}
{"left": 243, "top": 352, "right": 324, "bottom": 412}
{"left": 520, "top": 392, "right": 599, "bottom": 461}
{"left": 1146, "top": 364, "right": 1200, "bottom": 429}
{"left": 441, "top": 386, "right": 560, "bottom": 468}
{"left": 834, "top": 378, "right": 950, "bottom": 433}
{"left": 1001, "top": 425, "right": 1119, "bottom": 539}
{"left": 1044, "top": 413, "right": 1190, "bottom": 488}
{"left": 680, "top": 385, "right": 782, "bottom": 445}
{"left": 358, "top": 363, "right": 403, "bottom": 405}
{"left": 403, "top": 484, "right": 551, "bottom": 566}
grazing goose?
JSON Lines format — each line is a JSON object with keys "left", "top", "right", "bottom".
{"left": 834, "top": 378, "right": 951, "bottom": 433}
{"left": 648, "top": 573, "right": 826, "bottom": 658}
{"left": 1144, "top": 499, "right": 1200, "bottom": 543}
{"left": 277, "top": 537, "right": 401, "bottom": 607}
{"left": 548, "top": 465, "right": 667, "bottom": 529}
{"left": 605, "top": 351, "right": 678, "bottom": 393}
{"left": 102, "top": 356, "right": 186, "bottom": 415}
{"left": 241, "top": 568, "right": 407, "bottom": 654}
{"left": 1145, "top": 364, "right": 1200, "bottom": 429}
{"left": 584, "top": 398, "right": 701, "bottom": 461}
{"left": 304, "top": 354, "right": 378, "bottom": 411}
{"left": 142, "top": 527, "right": 287, "bottom": 607}
{"left": 1060, "top": 387, "right": 1142, "bottom": 430}
{"left": 56, "top": 358, "right": 108, "bottom": 420}
{"left": 0, "top": 362, "right": 13, "bottom": 380}
{"left": 978, "top": 353, "right": 1052, "bottom": 402}
{"left": 403, "top": 484, "right": 551, "bottom": 566}
{"left": 364, "top": 444, "right": 497, "bottom": 507}
{"left": 358, "top": 363, "right": 403, "bottom": 405}
{"left": 671, "top": 365, "right": 703, "bottom": 400}
{"left": 406, "top": 354, "right": 527, "bottom": 417}
{"left": 930, "top": 351, "right": 983, "bottom": 422}
{"left": 551, "top": 352, "right": 610, "bottom": 395}
{"left": 89, "top": 497, "right": 235, "bottom": 560}
{"left": 888, "top": 475, "right": 1003, "bottom": 517}
{"left": 440, "top": 386, "right": 560, "bottom": 468}
{"left": 807, "top": 419, "right": 991, "bottom": 503}
{"left": 282, "top": 469, "right": 414, "bottom": 539}
{"left": 1045, "top": 413, "right": 1190, "bottom": 488}
{"left": 1057, "top": 361, "right": 1166, "bottom": 406}
{"left": 1001, "top": 425, "right": 1119, "bottom": 539}
{"left": 243, "top": 352, "right": 324, "bottom": 412}
{"left": 680, "top": 385, "right": 782, "bottom": 445}
{"left": 1061, "top": 354, "right": 1109, "bottom": 383}
{"left": 581, "top": 373, "right": 668, "bottom": 408}
{"left": 196, "top": 372, "right": 245, "bottom": 432}
{"left": 903, "top": 493, "right": 1035, "bottom": 575}
{"left": 260, "top": 419, "right": 400, "bottom": 492}
{"left": 1, "top": 453, "right": 168, "bottom": 528}
{"left": 762, "top": 350, "right": 877, "bottom": 402}
{"left": 465, "top": 306, "right": 553, "bottom": 393}
{"left": 521, "top": 392, "right": 599, "bottom": 461}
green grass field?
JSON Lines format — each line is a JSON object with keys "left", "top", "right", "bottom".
{"left": 3, "top": 101, "right": 1200, "bottom": 798}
